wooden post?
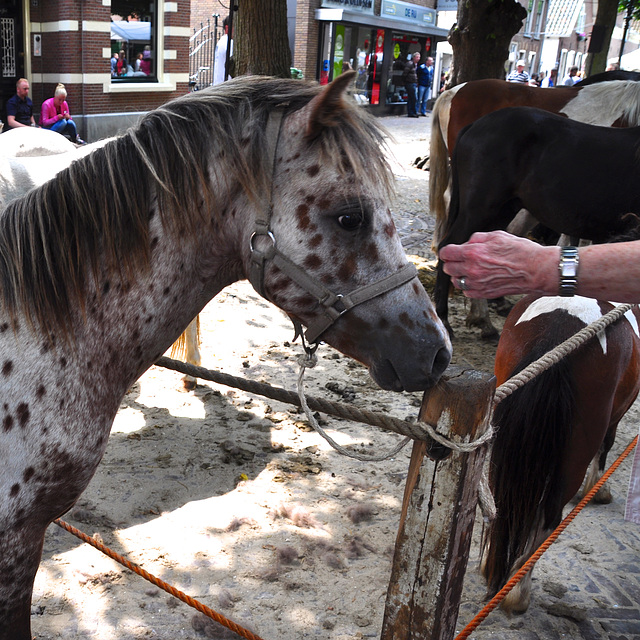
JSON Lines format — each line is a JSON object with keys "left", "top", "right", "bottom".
{"left": 380, "top": 367, "right": 495, "bottom": 640}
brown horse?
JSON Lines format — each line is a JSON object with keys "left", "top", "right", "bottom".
{"left": 429, "top": 78, "right": 640, "bottom": 250}
{"left": 483, "top": 295, "right": 640, "bottom": 613}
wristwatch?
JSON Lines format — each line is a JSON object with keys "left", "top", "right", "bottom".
{"left": 558, "top": 246, "right": 579, "bottom": 297}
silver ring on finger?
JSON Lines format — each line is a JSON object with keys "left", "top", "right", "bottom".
{"left": 459, "top": 276, "right": 469, "bottom": 291}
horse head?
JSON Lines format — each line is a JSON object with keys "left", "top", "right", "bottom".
{"left": 250, "top": 73, "right": 451, "bottom": 392}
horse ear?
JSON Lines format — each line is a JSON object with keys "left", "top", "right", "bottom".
{"left": 305, "top": 71, "right": 357, "bottom": 141}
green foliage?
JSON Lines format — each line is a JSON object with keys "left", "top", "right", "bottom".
{"left": 618, "top": 0, "right": 640, "bottom": 20}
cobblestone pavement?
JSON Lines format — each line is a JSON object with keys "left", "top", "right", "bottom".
{"left": 379, "top": 113, "right": 640, "bottom": 640}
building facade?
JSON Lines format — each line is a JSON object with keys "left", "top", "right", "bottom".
{"left": 1, "top": 0, "right": 191, "bottom": 140}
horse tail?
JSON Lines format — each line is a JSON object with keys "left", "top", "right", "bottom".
{"left": 482, "top": 347, "right": 574, "bottom": 597}
{"left": 170, "top": 315, "right": 201, "bottom": 361}
{"left": 429, "top": 91, "right": 452, "bottom": 252}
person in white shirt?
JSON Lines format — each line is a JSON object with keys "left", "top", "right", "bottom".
{"left": 506, "top": 60, "right": 530, "bottom": 83}
{"left": 562, "top": 66, "right": 580, "bottom": 85}
{"left": 213, "top": 17, "right": 233, "bottom": 85}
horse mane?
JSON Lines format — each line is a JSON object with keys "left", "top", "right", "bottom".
{"left": 0, "top": 76, "right": 393, "bottom": 339}
{"left": 576, "top": 80, "right": 640, "bottom": 126}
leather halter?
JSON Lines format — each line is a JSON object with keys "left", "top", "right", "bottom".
{"left": 248, "top": 109, "right": 418, "bottom": 345}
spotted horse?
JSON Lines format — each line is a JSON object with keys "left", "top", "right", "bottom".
{"left": 0, "top": 72, "right": 451, "bottom": 638}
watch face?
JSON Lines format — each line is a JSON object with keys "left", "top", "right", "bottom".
{"left": 562, "top": 261, "right": 578, "bottom": 277}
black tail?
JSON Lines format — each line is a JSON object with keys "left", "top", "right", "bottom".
{"left": 482, "top": 348, "right": 575, "bottom": 596}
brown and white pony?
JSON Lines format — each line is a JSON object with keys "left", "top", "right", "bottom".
{"left": 483, "top": 295, "right": 640, "bottom": 613}
{"left": 0, "top": 73, "right": 453, "bottom": 638}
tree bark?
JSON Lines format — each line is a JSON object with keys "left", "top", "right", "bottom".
{"left": 584, "top": 0, "right": 619, "bottom": 77}
{"left": 235, "top": 0, "right": 292, "bottom": 78}
{"left": 447, "top": 0, "right": 527, "bottom": 87}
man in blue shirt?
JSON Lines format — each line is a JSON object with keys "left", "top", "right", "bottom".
{"left": 6, "top": 78, "right": 36, "bottom": 129}
{"left": 416, "top": 56, "right": 434, "bottom": 116}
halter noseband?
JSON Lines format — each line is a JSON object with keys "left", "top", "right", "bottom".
{"left": 248, "top": 109, "right": 418, "bottom": 345}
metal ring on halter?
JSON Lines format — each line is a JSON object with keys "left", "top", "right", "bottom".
{"left": 249, "top": 230, "right": 276, "bottom": 253}
{"left": 459, "top": 276, "right": 469, "bottom": 291}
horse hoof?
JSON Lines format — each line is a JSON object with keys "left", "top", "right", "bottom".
{"left": 182, "top": 378, "right": 197, "bottom": 391}
{"left": 593, "top": 485, "right": 613, "bottom": 504}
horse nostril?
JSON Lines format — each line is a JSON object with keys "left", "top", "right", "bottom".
{"left": 432, "top": 345, "right": 452, "bottom": 379}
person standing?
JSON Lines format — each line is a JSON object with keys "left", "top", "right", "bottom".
{"left": 506, "top": 60, "right": 530, "bottom": 83}
{"left": 562, "top": 65, "right": 580, "bottom": 85}
{"left": 40, "top": 83, "right": 85, "bottom": 144}
{"left": 402, "top": 52, "right": 420, "bottom": 118}
{"left": 213, "top": 17, "right": 233, "bottom": 85}
{"left": 6, "top": 78, "right": 37, "bottom": 129}
{"left": 540, "top": 68, "right": 558, "bottom": 87}
{"left": 416, "top": 56, "right": 434, "bottom": 116}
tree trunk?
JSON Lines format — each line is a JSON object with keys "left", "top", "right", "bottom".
{"left": 584, "top": 0, "right": 619, "bottom": 77}
{"left": 235, "top": 0, "right": 291, "bottom": 78}
{"left": 448, "top": 0, "right": 527, "bottom": 87}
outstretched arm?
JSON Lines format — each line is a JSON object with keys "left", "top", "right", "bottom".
{"left": 439, "top": 230, "right": 640, "bottom": 303}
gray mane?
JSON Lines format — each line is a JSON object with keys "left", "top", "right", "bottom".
{"left": 0, "top": 75, "right": 393, "bottom": 338}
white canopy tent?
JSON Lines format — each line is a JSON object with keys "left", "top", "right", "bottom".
{"left": 110, "top": 20, "right": 151, "bottom": 42}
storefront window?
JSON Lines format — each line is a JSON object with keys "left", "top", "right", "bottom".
{"left": 110, "top": 0, "right": 156, "bottom": 82}
{"left": 386, "top": 32, "right": 420, "bottom": 105}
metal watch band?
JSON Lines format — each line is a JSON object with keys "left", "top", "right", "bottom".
{"left": 558, "top": 246, "right": 579, "bottom": 297}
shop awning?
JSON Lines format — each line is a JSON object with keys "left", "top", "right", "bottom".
{"left": 315, "top": 8, "right": 448, "bottom": 36}
{"left": 110, "top": 20, "right": 151, "bottom": 42}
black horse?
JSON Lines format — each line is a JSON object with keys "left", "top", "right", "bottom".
{"left": 435, "top": 106, "right": 640, "bottom": 335}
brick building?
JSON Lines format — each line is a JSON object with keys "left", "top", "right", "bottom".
{"left": 1, "top": 0, "right": 191, "bottom": 141}
{"left": 190, "top": 0, "right": 448, "bottom": 115}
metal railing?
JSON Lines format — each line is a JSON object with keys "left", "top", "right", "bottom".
{"left": 189, "top": 15, "right": 219, "bottom": 92}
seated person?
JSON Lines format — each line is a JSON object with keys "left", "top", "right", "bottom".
{"left": 40, "top": 83, "right": 86, "bottom": 144}
{"left": 6, "top": 78, "right": 37, "bottom": 129}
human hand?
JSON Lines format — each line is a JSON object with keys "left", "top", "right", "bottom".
{"left": 439, "top": 230, "right": 558, "bottom": 298}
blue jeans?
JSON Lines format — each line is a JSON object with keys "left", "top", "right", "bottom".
{"left": 405, "top": 83, "right": 418, "bottom": 116}
{"left": 50, "top": 118, "right": 78, "bottom": 138}
{"left": 417, "top": 84, "right": 431, "bottom": 115}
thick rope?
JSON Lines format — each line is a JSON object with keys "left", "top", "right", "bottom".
{"left": 155, "top": 356, "right": 493, "bottom": 453}
{"left": 455, "top": 435, "right": 638, "bottom": 640}
{"left": 53, "top": 518, "right": 265, "bottom": 640}
{"left": 494, "top": 303, "right": 634, "bottom": 405}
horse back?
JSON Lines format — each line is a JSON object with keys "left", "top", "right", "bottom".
{"left": 447, "top": 79, "right": 577, "bottom": 153}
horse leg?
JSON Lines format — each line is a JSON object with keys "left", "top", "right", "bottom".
{"left": 169, "top": 316, "right": 201, "bottom": 391}
{"left": 0, "top": 523, "right": 48, "bottom": 639}
{"left": 500, "top": 522, "right": 550, "bottom": 614}
{"left": 583, "top": 421, "right": 618, "bottom": 504}
{"left": 434, "top": 259, "right": 454, "bottom": 337}
{"left": 465, "top": 298, "right": 499, "bottom": 342}
{"left": 182, "top": 316, "right": 201, "bottom": 391}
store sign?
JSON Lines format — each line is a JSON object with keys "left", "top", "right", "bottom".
{"left": 436, "top": 0, "right": 458, "bottom": 10}
{"left": 381, "top": 0, "right": 437, "bottom": 27}
{"left": 321, "top": 0, "right": 374, "bottom": 14}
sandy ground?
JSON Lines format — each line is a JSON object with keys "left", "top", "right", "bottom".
{"left": 30, "top": 116, "right": 640, "bottom": 640}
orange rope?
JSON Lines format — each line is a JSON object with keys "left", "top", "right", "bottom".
{"left": 53, "top": 518, "right": 265, "bottom": 640}
{"left": 455, "top": 434, "right": 638, "bottom": 640}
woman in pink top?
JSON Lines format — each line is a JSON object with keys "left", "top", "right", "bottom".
{"left": 40, "top": 83, "right": 85, "bottom": 144}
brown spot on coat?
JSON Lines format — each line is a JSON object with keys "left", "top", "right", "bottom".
{"left": 17, "top": 403, "right": 30, "bottom": 428}
{"left": 303, "top": 254, "right": 322, "bottom": 270}
{"left": 307, "top": 164, "right": 320, "bottom": 177}
{"left": 2, "top": 361, "right": 12, "bottom": 377}
{"left": 296, "top": 204, "right": 311, "bottom": 230}
{"left": 3, "top": 414, "right": 14, "bottom": 432}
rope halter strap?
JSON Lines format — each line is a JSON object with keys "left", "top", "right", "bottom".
{"left": 248, "top": 109, "right": 418, "bottom": 345}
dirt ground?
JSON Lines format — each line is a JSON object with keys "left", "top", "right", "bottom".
{"left": 31, "top": 115, "right": 640, "bottom": 640}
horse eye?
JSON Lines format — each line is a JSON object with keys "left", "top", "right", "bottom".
{"left": 337, "top": 211, "right": 364, "bottom": 230}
